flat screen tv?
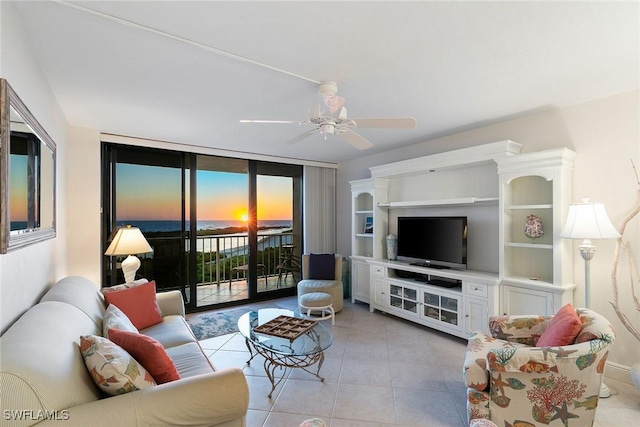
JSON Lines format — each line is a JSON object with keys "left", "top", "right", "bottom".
{"left": 396, "top": 216, "right": 468, "bottom": 270}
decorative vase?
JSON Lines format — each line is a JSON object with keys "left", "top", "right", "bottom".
{"left": 524, "top": 214, "right": 544, "bottom": 242}
{"left": 386, "top": 234, "right": 397, "bottom": 260}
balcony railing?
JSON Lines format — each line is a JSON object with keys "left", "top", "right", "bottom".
{"left": 142, "top": 230, "right": 297, "bottom": 291}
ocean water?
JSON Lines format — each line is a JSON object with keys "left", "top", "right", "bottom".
{"left": 116, "top": 219, "right": 291, "bottom": 233}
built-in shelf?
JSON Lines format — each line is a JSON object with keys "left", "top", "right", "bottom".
{"left": 507, "top": 204, "right": 553, "bottom": 210}
{"left": 377, "top": 197, "right": 498, "bottom": 208}
{"left": 355, "top": 233, "right": 374, "bottom": 238}
{"left": 505, "top": 242, "right": 553, "bottom": 249}
{"left": 355, "top": 210, "right": 374, "bottom": 214}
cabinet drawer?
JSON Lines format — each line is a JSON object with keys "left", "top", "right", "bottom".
{"left": 465, "top": 282, "right": 488, "bottom": 298}
{"left": 370, "top": 265, "right": 385, "bottom": 276}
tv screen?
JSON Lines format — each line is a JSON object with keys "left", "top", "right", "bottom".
{"left": 396, "top": 216, "right": 467, "bottom": 269}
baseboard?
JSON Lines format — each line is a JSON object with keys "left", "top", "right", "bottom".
{"left": 604, "top": 361, "right": 632, "bottom": 385}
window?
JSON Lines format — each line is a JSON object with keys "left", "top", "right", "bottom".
{"left": 102, "top": 143, "right": 302, "bottom": 311}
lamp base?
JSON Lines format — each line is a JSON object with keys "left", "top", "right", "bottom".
{"left": 600, "top": 382, "right": 612, "bottom": 398}
{"left": 121, "top": 255, "right": 141, "bottom": 283}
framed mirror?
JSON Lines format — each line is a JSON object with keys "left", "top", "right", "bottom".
{"left": 1, "top": 78, "right": 56, "bottom": 253}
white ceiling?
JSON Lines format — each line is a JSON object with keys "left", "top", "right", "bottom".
{"left": 12, "top": 1, "right": 640, "bottom": 164}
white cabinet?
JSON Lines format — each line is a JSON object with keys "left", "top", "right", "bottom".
{"left": 372, "top": 276, "right": 387, "bottom": 309}
{"left": 348, "top": 142, "right": 577, "bottom": 337}
{"left": 463, "top": 281, "right": 493, "bottom": 335}
{"left": 367, "top": 259, "right": 499, "bottom": 338}
{"left": 350, "top": 178, "right": 388, "bottom": 304}
{"left": 496, "top": 148, "right": 577, "bottom": 315}
{"left": 351, "top": 257, "right": 371, "bottom": 304}
{"left": 464, "top": 297, "right": 488, "bottom": 335}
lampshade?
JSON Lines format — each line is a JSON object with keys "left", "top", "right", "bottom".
{"left": 104, "top": 225, "right": 153, "bottom": 256}
{"left": 560, "top": 198, "right": 620, "bottom": 240}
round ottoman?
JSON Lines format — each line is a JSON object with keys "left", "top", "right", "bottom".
{"left": 299, "top": 292, "right": 335, "bottom": 325}
{"left": 297, "top": 279, "right": 343, "bottom": 313}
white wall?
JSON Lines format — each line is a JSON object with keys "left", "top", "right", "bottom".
{"left": 66, "top": 127, "right": 102, "bottom": 284}
{"left": 338, "top": 90, "right": 640, "bottom": 382}
{"left": 0, "top": 2, "right": 70, "bottom": 333}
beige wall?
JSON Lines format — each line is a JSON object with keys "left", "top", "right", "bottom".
{"left": 0, "top": 2, "right": 71, "bottom": 333}
{"left": 338, "top": 90, "right": 640, "bottom": 382}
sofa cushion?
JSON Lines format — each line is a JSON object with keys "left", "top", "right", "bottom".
{"left": 104, "top": 280, "right": 162, "bottom": 330}
{"left": 108, "top": 328, "right": 180, "bottom": 384}
{"left": 536, "top": 303, "right": 581, "bottom": 347}
{"left": 102, "top": 304, "right": 139, "bottom": 337}
{"left": 141, "top": 315, "right": 198, "bottom": 348}
{"left": 308, "top": 253, "right": 335, "bottom": 280}
{"left": 79, "top": 335, "right": 156, "bottom": 395}
{"left": 165, "top": 342, "right": 216, "bottom": 378}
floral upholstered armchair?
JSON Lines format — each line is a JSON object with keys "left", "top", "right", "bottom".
{"left": 463, "top": 307, "right": 615, "bottom": 426}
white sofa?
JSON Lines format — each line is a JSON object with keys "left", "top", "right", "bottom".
{"left": 0, "top": 276, "right": 249, "bottom": 426}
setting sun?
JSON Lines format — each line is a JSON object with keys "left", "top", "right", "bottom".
{"left": 240, "top": 213, "right": 248, "bottom": 222}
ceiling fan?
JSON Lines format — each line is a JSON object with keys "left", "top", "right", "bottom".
{"left": 240, "top": 81, "right": 416, "bottom": 150}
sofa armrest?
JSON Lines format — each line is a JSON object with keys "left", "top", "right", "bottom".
{"left": 488, "top": 314, "right": 552, "bottom": 346}
{"left": 487, "top": 339, "right": 600, "bottom": 373}
{"left": 464, "top": 331, "right": 528, "bottom": 391}
{"left": 156, "top": 290, "right": 185, "bottom": 317}
{"left": 39, "top": 368, "right": 248, "bottom": 427}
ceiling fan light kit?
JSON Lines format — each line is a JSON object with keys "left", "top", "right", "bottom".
{"left": 241, "top": 80, "right": 416, "bottom": 150}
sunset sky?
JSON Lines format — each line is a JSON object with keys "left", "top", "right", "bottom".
{"left": 115, "top": 164, "right": 292, "bottom": 221}
{"left": 10, "top": 156, "right": 28, "bottom": 220}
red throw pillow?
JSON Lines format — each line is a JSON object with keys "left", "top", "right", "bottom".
{"left": 108, "top": 328, "right": 180, "bottom": 384}
{"left": 536, "top": 303, "right": 582, "bottom": 347}
{"left": 104, "top": 280, "right": 162, "bottom": 330}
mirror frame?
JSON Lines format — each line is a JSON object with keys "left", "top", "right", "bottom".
{"left": 0, "top": 78, "right": 57, "bottom": 253}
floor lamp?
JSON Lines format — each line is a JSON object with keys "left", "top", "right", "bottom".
{"left": 560, "top": 198, "right": 620, "bottom": 398}
{"left": 105, "top": 225, "right": 153, "bottom": 283}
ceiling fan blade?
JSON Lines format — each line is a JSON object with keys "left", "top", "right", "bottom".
{"left": 339, "top": 129, "right": 374, "bottom": 150}
{"left": 287, "top": 129, "right": 318, "bottom": 145}
{"left": 239, "top": 119, "right": 302, "bottom": 124}
{"left": 349, "top": 117, "right": 416, "bottom": 129}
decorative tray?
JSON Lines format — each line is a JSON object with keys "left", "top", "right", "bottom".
{"left": 253, "top": 315, "right": 317, "bottom": 340}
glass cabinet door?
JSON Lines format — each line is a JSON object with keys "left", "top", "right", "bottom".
{"left": 422, "top": 291, "right": 461, "bottom": 329}
{"left": 389, "top": 283, "right": 418, "bottom": 314}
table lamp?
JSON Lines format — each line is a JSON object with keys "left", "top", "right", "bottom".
{"left": 104, "top": 225, "right": 153, "bottom": 283}
{"left": 560, "top": 198, "right": 620, "bottom": 397}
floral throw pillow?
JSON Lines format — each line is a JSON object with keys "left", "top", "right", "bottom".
{"left": 79, "top": 335, "right": 156, "bottom": 395}
{"left": 102, "top": 304, "right": 139, "bottom": 337}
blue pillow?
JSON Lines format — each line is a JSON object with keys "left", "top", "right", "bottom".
{"left": 308, "top": 253, "right": 335, "bottom": 280}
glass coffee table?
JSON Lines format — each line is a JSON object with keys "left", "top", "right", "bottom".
{"left": 237, "top": 308, "right": 333, "bottom": 397}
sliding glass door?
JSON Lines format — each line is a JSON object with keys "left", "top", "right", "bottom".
{"left": 193, "top": 156, "right": 249, "bottom": 307}
{"left": 256, "top": 162, "right": 302, "bottom": 295}
{"left": 102, "top": 143, "right": 302, "bottom": 312}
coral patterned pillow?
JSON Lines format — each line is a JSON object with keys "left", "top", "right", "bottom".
{"left": 108, "top": 328, "right": 180, "bottom": 384}
{"left": 79, "top": 335, "right": 156, "bottom": 395}
{"left": 103, "top": 280, "right": 162, "bottom": 330}
{"left": 536, "top": 303, "right": 582, "bottom": 347}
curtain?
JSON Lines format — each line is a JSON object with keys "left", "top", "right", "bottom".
{"left": 303, "top": 166, "right": 336, "bottom": 253}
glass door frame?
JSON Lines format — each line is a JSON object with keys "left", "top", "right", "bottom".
{"left": 102, "top": 143, "right": 302, "bottom": 313}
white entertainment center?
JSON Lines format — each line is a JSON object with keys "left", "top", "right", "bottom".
{"left": 350, "top": 141, "right": 577, "bottom": 339}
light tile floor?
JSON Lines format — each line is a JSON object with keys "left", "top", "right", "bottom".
{"left": 194, "top": 276, "right": 297, "bottom": 306}
{"left": 198, "top": 296, "right": 640, "bottom": 427}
